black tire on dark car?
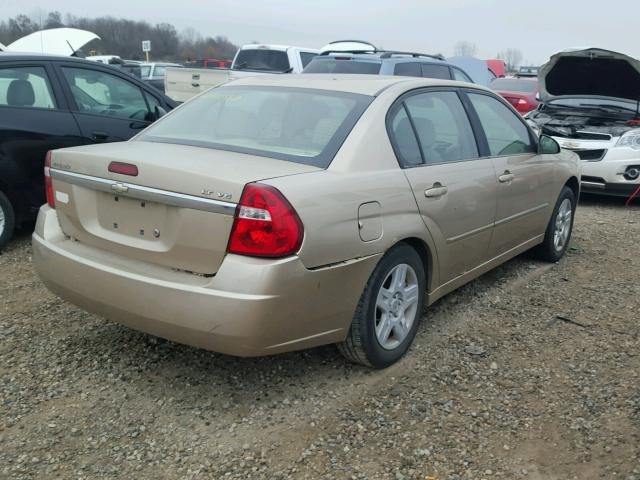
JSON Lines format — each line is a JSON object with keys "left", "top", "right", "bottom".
{"left": 0, "top": 190, "right": 16, "bottom": 251}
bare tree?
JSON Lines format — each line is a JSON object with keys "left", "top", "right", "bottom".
{"left": 454, "top": 41, "right": 477, "bottom": 57}
{"left": 498, "top": 48, "right": 523, "bottom": 72}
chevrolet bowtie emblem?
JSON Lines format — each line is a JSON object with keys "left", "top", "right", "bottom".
{"left": 111, "top": 183, "right": 129, "bottom": 194}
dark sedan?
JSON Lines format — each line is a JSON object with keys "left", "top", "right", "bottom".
{"left": 0, "top": 53, "right": 177, "bottom": 248}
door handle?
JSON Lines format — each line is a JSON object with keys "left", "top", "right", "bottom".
{"left": 129, "top": 121, "right": 147, "bottom": 130}
{"left": 191, "top": 82, "right": 200, "bottom": 87}
{"left": 91, "top": 131, "right": 109, "bottom": 141}
{"left": 498, "top": 171, "right": 515, "bottom": 183}
{"left": 424, "top": 183, "right": 448, "bottom": 198}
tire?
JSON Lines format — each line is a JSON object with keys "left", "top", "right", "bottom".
{"left": 534, "top": 186, "right": 576, "bottom": 262}
{"left": 338, "top": 243, "right": 426, "bottom": 368}
{"left": 0, "top": 190, "right": 16, "bottom": 251}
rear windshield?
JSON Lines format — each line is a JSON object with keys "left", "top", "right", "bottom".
{"left": 303, "top": 59, "right": 382, "bottom": 74}
{"left": 233, "top": 49, "right": 290, "bottom": 72}
{"left": 139, "top": 86, "right": 373, "bottom": 167}
{"left": 490, "top": 78, "right": 537, "bottom": 93}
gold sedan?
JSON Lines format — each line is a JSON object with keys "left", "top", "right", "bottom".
{"left": 33, "top": 75, "right": 580, "bottom": 368}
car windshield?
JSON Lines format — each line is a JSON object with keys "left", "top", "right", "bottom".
{"left": 490, "top": 78, "right": 537, "bottom": 93}
{"left": 139, "top": 86, "right": 373, "bottom": 167}
{"left": 303, "top": 59, "right": 382, "bottom": 74}
{"left": 548, "top": 97, "right": 637, "bottom": 113}
{"left": 233, "top": 49, "right": 290, "bottom": 72}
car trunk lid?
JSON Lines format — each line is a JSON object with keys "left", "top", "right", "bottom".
{"left": 539, "top": 48, "right": 640, "bottom": 103}
{"left": 49, "top": 141, "right": 320, "bottom": 274}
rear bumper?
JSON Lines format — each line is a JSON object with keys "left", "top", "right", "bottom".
{"left": 33, "top": 207, "right": 379, "bottom": 356}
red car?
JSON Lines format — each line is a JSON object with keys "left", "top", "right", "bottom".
{"left": 489, "top": 77, "right": 539, "bottom": 114}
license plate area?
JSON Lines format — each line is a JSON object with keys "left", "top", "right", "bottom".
{"left": 97, "top": 192, "right": 168, "bottom": 240}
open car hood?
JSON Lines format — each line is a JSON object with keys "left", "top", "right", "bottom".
{"left": 539, "top": 48, "right": 640, "bottom": 103}
{"left": 7, "top": 28, "right": 99, "bottom": 55}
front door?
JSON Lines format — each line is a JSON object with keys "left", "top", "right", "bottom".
{"left": 388, "top": 89, "right": 497, "bottom": 284}
{"left": 55, "top": 64, "right": 156, "bottom": 143}
{"left": 465, "top": 92, "right": 554, "bottom": 258}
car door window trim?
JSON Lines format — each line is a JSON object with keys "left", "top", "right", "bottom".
{"left": 386, "top": 86, "right": 485, "bottom": 169}
{"left": 460, "top": 88, "right": 539, "bottom": 158}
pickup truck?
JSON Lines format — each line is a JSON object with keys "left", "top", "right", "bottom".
{"left": 165, "top": 44, "right": 319, "bottom": 102}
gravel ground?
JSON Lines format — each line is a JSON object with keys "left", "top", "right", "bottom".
{"left": 1, "top": 195, "right": 639, "bottom": 480}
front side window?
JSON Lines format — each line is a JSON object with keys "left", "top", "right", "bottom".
{"left": 468, "top": 93, "right": 535, "bottom": 156}
{"left": 140, "top": 86, "right": 372, "bottom": 167}
{"left": 0, "top": 66, "right": 56, "bottom": 109}
{"left": 403, "top": 91, "right": 478, "bottom": 164}
{"left": 300, "top": 52, "right": 317, "bottom": 68}
{"left": 62, "top": 67, "right": 152, "bottom": 121}
{"left": 233, "top": 49, "right": 290, "bottom": 72}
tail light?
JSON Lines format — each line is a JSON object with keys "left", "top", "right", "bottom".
{"left": 516, "top": 98, "right": 530, "bottom": 113}
{"left": 228, "top": 183, "right": 303, "bottom": 258}
{"left": 44, "top": 151, "right": 55, "bottom": 209}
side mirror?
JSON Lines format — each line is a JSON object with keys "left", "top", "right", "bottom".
{"left": 538, "top": 134, "right": 560, "bottom": 155}
{"left": 154, "top": 105, "right": 168, "bottom": 121}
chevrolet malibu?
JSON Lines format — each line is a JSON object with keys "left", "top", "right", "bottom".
{"left": 33, "top": 75, "right": 580, "bottom": 368}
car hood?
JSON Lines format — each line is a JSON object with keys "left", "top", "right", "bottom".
{"left": 539, "top": 48, "right": 640, "bottom": 103}
{"left": 6, "top": 28, "right": 99, "bottom": 55}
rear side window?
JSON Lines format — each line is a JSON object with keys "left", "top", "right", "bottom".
{"left": 404, "top": 91, "right": 478, "bottom": 164}
{"left": 0, "top": 66, "right": 56, "bottom": 109}
{"left": 233, "top": 49, "right": 290, "bottom": 72}
{"left": 468, "top": 93, "right": 535, "bottom": 156}
{"left": 153, "top": 65, "right": 167, "bottom": 77}
{"left": 389, "top": 105, "right": 422, "bottom": 166}
{"left": 421, "top": 64, "right": 452, "bottom": 80}
{"left": 451, "top": 67, "right": 473, "bottom": 83}
{"left": 304, "top": 59, "right": 382, "bottom": 74}
{"left": 140, "top": 86, "right": 373, "bottom": 167}
{"left": 394, "top": 63, "right": 421, "bottom": 77}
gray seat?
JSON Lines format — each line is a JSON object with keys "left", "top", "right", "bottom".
{"left": 7, "top": 80, "right": 35, "bottom": 107}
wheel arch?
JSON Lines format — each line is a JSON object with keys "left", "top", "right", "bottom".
{"left": 564, "top": 176, "right": 580, "bottom": 200}
{"left": 397, "top": 237, "right": 435, "bottom": 292}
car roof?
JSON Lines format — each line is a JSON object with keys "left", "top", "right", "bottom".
{"left": 227, "top": 73, "right": 491, "bottom": 96}
{"left": 0, "top": 52, "right": 106, "bottom": 64}
{"left": 316, "top": 52, "right": 449, "bottom": 65}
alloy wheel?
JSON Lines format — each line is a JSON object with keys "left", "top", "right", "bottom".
{"left": 374, "top": 263, "right": 419, "bottom": 350}
{"left": 553, "top": 198, "right": 572, "bottom": 252}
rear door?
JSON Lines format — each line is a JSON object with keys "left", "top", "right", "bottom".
{"left": 0, "top": 61, "right": 81, "bottom": 217}
{"left": 388, "top": 88, "right": 497, "bottom": 284}
{"left": 53, "top": 63, "right": 159, "bottom": 143}
{"left": 464, "top": 90, "right": 554, "bottom": 258}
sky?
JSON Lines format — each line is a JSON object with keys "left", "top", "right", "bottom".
{"left": 1, "top": 0, "right": 639, "bottom": 65}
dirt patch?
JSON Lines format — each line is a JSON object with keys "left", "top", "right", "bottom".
{"left": 1, "top": 196, "right": 639, "bottom": 479}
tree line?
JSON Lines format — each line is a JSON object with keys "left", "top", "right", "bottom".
{"left": 0, "top": 11, "right": 239, "bottom": 62}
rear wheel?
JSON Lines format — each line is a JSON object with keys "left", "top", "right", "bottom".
{"left": 338, "top": 243, "right": 426, "bottom": 368}
{"left": 534, "top": 186, "right": 575, "bottom": 262}
{"left": 0, "top": 190, "right": 16, "bottom": 250}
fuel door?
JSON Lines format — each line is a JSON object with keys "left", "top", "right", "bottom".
{"left": 358, "top": 201, "right": 382, "bottom": 242}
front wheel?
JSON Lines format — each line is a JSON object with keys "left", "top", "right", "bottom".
{"left": 534, "top": 186, "right": 576, "bottom": 262}
{"left": 338, "top": 243, "right": 426, "bottom": 368}
{"left": 0, "top": 190, "right": 16, "bottom": 251}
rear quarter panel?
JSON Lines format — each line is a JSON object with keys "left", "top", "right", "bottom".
{"left": 265, "top": 84, "right": 441, "bottom": 290}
